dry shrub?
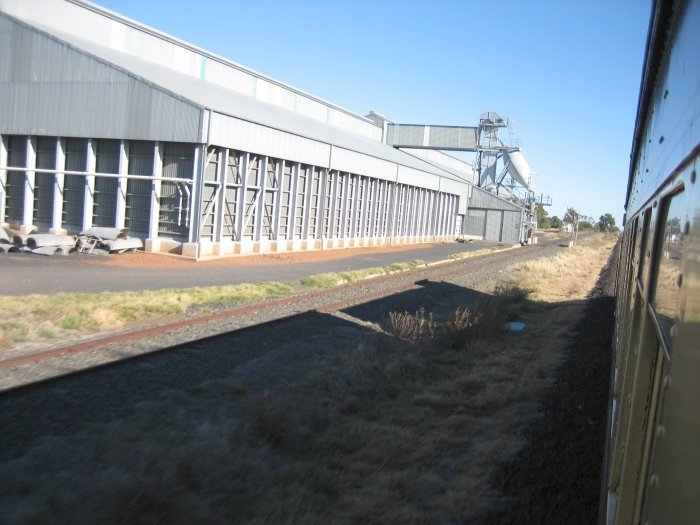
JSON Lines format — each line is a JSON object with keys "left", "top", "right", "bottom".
{"left": 493, "top": 281, "right": 532, "bottom": 304}
{"left": 441, "top": 282, "right": 532, "bottom": 350}
{"left": 385, "top": 281, "right": 533, "bottom": 351}
{"left": 444, "top": 302, "right": 500, "bottom": 349}
{"left": 387, "top": 307, "right": 437, "bottom": 342}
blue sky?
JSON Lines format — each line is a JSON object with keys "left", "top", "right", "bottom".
{"left": 96, "top": 0, "right": 651, "bottom": 226}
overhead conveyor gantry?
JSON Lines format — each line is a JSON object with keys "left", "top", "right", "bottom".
{"left": 381, "top": 112, "right": 537, "bottom": 206}
{"left": 372, "top": 111, "right": 553, "bottom": 243}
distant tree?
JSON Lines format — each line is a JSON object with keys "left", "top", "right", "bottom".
{"left": 666, "top": 217, "right": 681, "bottom": 235}
{"left": 550, "top": 216, "right": 563, "bottom": 229}
{"left": 564, "top": 207, "right": 581, "bottom": 225}
{"left": 598, "top": 213, "right": 617, "bottom": 232}
{"left": 536, "top": 204, "right": 550, "bottom": 228}
{"left": 579, "top": 221, "right": 593, "bottom": 230}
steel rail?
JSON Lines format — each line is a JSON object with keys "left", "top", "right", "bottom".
{"left": 0, "top": 240, "right": 560, "bottom": 394}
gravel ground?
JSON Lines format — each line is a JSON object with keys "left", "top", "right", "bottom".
{"left": 0, "top": 238, "right": 512, "bottom": 295}
{"left": 0, "top": 241, "right": 568, "bottom": 462}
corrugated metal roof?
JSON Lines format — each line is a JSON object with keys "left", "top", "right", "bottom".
{"left": 0, "top": 15, "right": 202, "bottom": 141}
{"left": 0, "top": 0, "right": 381, "bottom": 140}
{"left": 24, "top": 17, "right": 469, "bottom": 187}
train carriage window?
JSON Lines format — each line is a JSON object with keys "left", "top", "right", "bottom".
{"left": 651, "top": 188, "right": 686, "bottom": 349}
{"left": 637, "top": 208, "right": 652, "bottom": 287}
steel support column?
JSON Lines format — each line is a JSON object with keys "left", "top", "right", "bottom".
{"left": 148, "top": 142, "right": 163, "bottom": 239}
{"left": 301, "top": 164, "right": 312, "bottom": 239}
{"left": 255, "top": 155, "right": 267, "bottom": 242}
{"left": 357, "top": 176, "right": 367, "bottom": 238}
{"left": 416, "top": 188, "right": 425, "bottom": 237}
{"left": 115, "top": 140, "right": 128, "bottom": 229}
{"left": 388, "top": 182, "right": 398, "bottom": 238}
{"left": 188, "top": 144, "right": 205, "bottom": 245}
{"left": 235, "top": 153, "right": 249, "bottom": 241}
{"left": 83, "top": 139, "right": 96, "bottom": 231}
{"left": 270, "top": 160, "right": 281, "bottom": 239}
{"left": 272, "top": 160, "right": 283, "bottom": 238}
{"left": 21, "top": 136, "right": 36, "bottom": 232}
{"left": 316, "top": 168, "right": 327, "bottom": 240}
{"left": 366, "top": 178, "right": 376, "bottom": 238}
{"left": 339, "top": 173, "right": 348, "bottom": 238}
{"left": 50, "top": 137, "right": 65, "bottom": 234}
{"left": 0, "top": 136, "right": 7, "bottom": 226}
{"left": 214, "top": 148, "right": 228, "bottom": 244}
{"left": 425, "top": 191, "right": 433, "bottom": 237}
{"left": 381, "top": 181, "right": 389, "bottom": 237}
{"left": 348, "top": 174, "right": 358, "bottom": 238}
{"left": 325, "top": 170, "right": 336, "bottom": 239}
{"left": 409, "top": 187, "right": 418, "bottom": 236}
{"left": 287, "top": 162, "right": 299, "bottom": 241}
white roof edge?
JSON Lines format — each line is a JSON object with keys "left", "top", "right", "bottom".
{"left": 65, "top": 0, "right": 378, "bottom": 127}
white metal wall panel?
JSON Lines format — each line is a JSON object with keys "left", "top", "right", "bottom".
{"left": 469, "top": 185, "right": 523, "bottom": 212}
{"left": 332, "top": 110, "right": 383, "bottom": 141}
{"left": 209, "top": 113, "right": 330, "bottom": 168}
{"left": 400, "top": 148, "right": 476, "bottom": 183}
{"left": 0, "top": 0, "right": 381, "bottom": 142}
{"left": 485, "top": 210, "right": 503, "bottom": 241}
{"left": 437, "top": 177, "right": 467, "bottom": 215}
{"left": 439, "top": 177, "right": 468, "bottom": 196}
{"left": 465, "top": 209, "right": 486, "bottom": 238}
{"left": 294, "top": 96, "right": 327, "bottom": 124}
{"left": 0, "top": 16, "right": 202, "bottom": 142}
{"left": 330, "top": 147, "right": 396, "bottom": 181}
{"left": 397, "top": 165, "right": 440, "bottom": 190}
{"left": 501, "top": 210, "right": 520, "bottom": 243}
{"left": 386, "top": 124, "right": 479, "bottom": 150}
{"left": 456, "top": 194, "right": 467, "bottom": 215}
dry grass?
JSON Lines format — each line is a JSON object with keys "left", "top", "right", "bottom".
{"left": 387, "top": 307, "right": 437, "bottom": 341}
{"left": 0, "top": 254, "right": 426, "bottom": 348}
{"left": 449, "top": 247, "right": 497, "bottom": 259}
{"left": 0, "top": 234, "right": 618, "bottom": 522}
{"left": 302, "top": 259, "right": 426, "bottom": 288}
{"left": 541, "top": 229, "right": 570, "bottom": 240}
{"left": 0, "top": 297, "right": 562, "bottom": 523}
{"left": 508, "top": 234, "right": 617, "bottom": 302}
{"left": 0, "top": 282, "right": 294, "bottom": 348}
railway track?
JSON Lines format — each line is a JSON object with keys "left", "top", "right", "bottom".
{"left": 0, "top": 238, "right": 567, "bottom": 395}
{"left": 0, "top": 237, "right": 575, "bottom": 467}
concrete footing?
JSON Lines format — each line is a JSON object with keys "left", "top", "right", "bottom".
{"left": 142, "top": 234, "right": 457, "bottom": 260}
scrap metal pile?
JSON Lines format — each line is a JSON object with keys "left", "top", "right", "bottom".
{"left": 0, "top": 227, "right": 143, "bottom": 256}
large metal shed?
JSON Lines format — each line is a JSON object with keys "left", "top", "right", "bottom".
{"left": 0, "top": 0, "right": 524, "bottom": 257}
{"left": 464, "top": 186, "right": 526, "bottom": 244}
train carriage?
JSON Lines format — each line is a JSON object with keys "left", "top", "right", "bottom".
{"left": 603, "top": 0, "right": 700, "bottom": 523}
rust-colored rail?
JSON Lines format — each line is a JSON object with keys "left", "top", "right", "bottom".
{"left": 0, "top": 242, "right": 555, "bottom": 391}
